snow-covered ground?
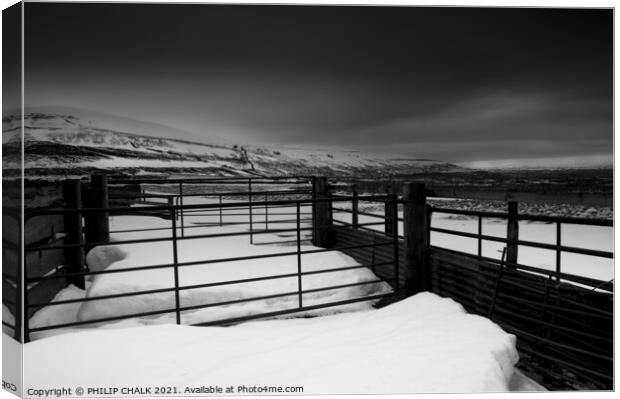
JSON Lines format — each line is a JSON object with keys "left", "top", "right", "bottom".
{"left": 24, "top": 293, "right": 539, "bottom": 394}
{"left": 73, "top": 157, "right": 238, "bottom": 170}
{"left": 333, "top": 206, "right": 613, "bottom": 283}
{"left": 2, "top": 304, "right": 16, "bottom": 336}
{"left": 4, "top": 110, "right": 463, "bottom": 176}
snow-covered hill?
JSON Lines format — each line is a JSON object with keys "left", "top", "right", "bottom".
{"left": 3, "top": 109, "right": 466, "bottom": 178}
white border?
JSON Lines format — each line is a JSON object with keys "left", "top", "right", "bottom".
{"left": 0, "top": 2, "right": 616, "bottom": 399}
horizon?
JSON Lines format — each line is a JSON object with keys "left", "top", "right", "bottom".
{"left": 3, "top": 3, "right": 613, "bottom": 168}
{"left": 6, "top": 104, "right": 612, "bottom": 171}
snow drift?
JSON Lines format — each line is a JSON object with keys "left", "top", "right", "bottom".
{"left": 77, "top": 238, "right": 391, "bottom": 325}
{"left": 24, "top": 293, "right": 521, "bottom": 394}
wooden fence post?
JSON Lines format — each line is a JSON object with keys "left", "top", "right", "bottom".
{"left": 426, "top": 204, "right": 433, "bottom": 245}
{"left": 84, "top": 174, "right": 109, "bottom": 251}
{"left": 312, "top": 177, "right": 333, "bottom": 247}
{"left": 507, "top": 201, "right": 519, "bottom": 265}
{"left": 384, "top": 186, "right": 395, "bottom": 237}
{"left": 403, "top": 182, "right": 429, "bottom": 296}
{"left": 352, "top": 185, "right": 359, "bottom": 229}
{"left": 168, "top": 197, "right": 176, "bottom": 221}
{"left": 311, "top": 177, "right": 316, "bottom": 235}
{"left": 63, "top": 179, "right": 85, "bottom": 289}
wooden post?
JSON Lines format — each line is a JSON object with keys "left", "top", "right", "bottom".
{"left": 248, "top": 179, "right": 253, "bottom": 244}
{"left": 311, "top": 177, "right": 317, "bottom": 235}
{"left": 63, "top": 179, "right": 85, "bottom": 289}
{"left": 426, "top": 204, "right": 433, "bottom": 244}
{"left": 507, "top": 201, "right": 519, "bottom": 265}
{"left": 555, "top": 222, "right": 561, "bottom": 281}
{"left": 84, "top": 174, "right": 109, "bottom": 251}
{"left": 179, "top": 181, "right": 185, "bottom": 237}
{"left": 328, "top": 190, "right": 333, "bottom": 226}
{"left": 352, "top": 185, "right": 359, "bottom": 229}
{"left": 264, "top": 193, "right": 269, "bottom": 231}
{"left": 403, "top": 182, "right": 428, "bottom": 296}
{"left": 168, "top": 197, "right": 176, "bottom": 220}
{"left": 312, "top": 177, "right": 333, "bottom": 247}
{"left": 384, "top": 186, "right": 395, "bottom": 237}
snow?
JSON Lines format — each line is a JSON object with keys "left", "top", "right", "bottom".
{"left": 2, "top": 305, "right": 16, "bottom": 336}
{"left": 249, "top": 144, "right": 461, "bottom": 172}
{"left": 77, "top": 232, "right": 388, "bottom": 325}
{"left": 85, "top": 245, "right": 128, "bottom": 273}
{"left": 459, "top": 155, "right": 613, "bottom": 170}
{"left": 12, "top": 106, "right": 224, "bottom": 147}
{"left": 509, "top": 370, "right": 547, "bottom": 391}
{"left": 28, "top": 285, "right": 87, "bottom": 334}
{"left": 24, "top": 293, "right": 524, "bottom": 394}
{"left": 6, "top": 111, "right": 462, "bottom": 176}
{"left": 73, "top": 157, "right": 242, "bottom": 170}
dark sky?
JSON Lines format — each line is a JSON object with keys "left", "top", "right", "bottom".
{"left": 18, "top": 3, "right": 613, "bottom": 166}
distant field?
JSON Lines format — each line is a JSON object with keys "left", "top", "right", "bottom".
{"left": 337, "top": 168, "right": 613, "bottom": 196}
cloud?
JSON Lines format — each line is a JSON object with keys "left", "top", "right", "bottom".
{"left": 21, "top": 4, "right": 612, "bottom": 167}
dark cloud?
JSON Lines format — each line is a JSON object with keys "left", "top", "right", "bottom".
{"left": 2, "top": 3, "right": 21, "bottom": 112}
{"left": 21, "top": 3, "right": 612, "bottom": 165}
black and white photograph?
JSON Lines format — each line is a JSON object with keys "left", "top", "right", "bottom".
{"left": 1, "top": 0, "right": 614, "bottom": 395}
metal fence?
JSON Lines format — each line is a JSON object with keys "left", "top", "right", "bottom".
{"left": 426, "top": 206, "right": 613, "bottom": 389}
{"left": 331, "top": 188, "right": 612, "bottom": 289}
{"left": 427, "top": 207, "right": 613, "bottom": 288}
{"left": 330, "top": 184, "right": 613, "bottom": 389}
{"left": 107, "top": 176, "right": 316, "bottom": 243}
{"left": 20, "top": 177, "right": 399, "bottom": 342}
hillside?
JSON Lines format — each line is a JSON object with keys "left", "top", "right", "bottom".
{"left": 2, "top": 110, "right": 466, "bottom": 178}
